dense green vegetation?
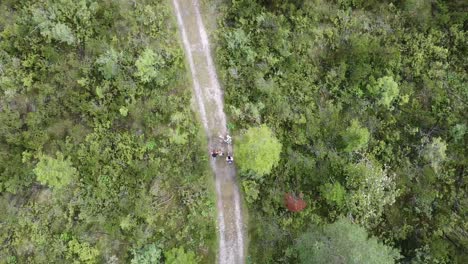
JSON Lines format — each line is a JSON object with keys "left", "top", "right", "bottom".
{"left": 0, "top": 0, "right": 215, "bottom": 263}
{"left": 215, "top": 0, "right": 467, "bottom": 263}
{"left": 294, "top": 218, "right": 401, "bottom": 263}
{"left": 1, "top": 0, "right": 466, "bottom": 262}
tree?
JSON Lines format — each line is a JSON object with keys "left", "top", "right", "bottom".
{"left": 421, "top": 137, "right": 447, "bottom": 173}
{"left": 236, "top": 124, "right": 282, "bottom": 176}
{"left": 368, "top": 76, "right": 399, "bottom": 108}
{"left": 120, "top": 214, "right": 136, "bottom": 232}
{"left": 96, "top": 49, "right": 120, "bottom": 80}
{"left": 67, "top": 239, "right": 99, "bottom": 264}
{"left": 243, "top": 180, "right": 260, "bottom": 203}
{"left": 451, "top": 123, "right": 466, "bottom": 143}
{"left": 33, "top": 152, "right": 77, "bottom": 188}
{"left": 50, "top": 23, "right": 76, "bottom": 45}
{"left": 294, "top": 218, "right": 401, "bottom": 264}
{"left": 341, "top": 119, "right": 370, "bottom": 153}
{"left": 131, "top": 243, "right": 162, "bottom": 264}
{"left": 345, "top": 158, "right": 398, "bottom": 227}
{"left": 320, "top": 182, "right": 346, "bottom": 209}
{"left": 164, "top": 247, "right": 198, "bottom": 264}
{"left": 135, "top": 48, "right": 167, "bottom": 85}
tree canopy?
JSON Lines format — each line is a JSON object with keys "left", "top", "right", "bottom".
{"left": 34, "top": 152, "right": 77, "bottom": 189}
{"left": 0, "top": 0, "right": 215, "bottom": 262}
{"left": 370, "top": 76, "right": 400, "bottom": 108}
{"left": 165, "top": 247, "right": 198, "bottom": 264}
{"left": 236, "top": 124, "right": 282, "bottom": 176}
{"left": 0, "top": 0, "right": 466, "bottom": 263}
{"left": 342, "top": 120, "right": 370, "bottom": 153}
{"left": 294, "top": 218, "right": 401, "bottom": 264}
{"left": 216, "top": 0, "right": 467, "bottom": 262}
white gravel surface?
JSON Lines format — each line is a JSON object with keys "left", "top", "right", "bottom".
{"left": 172, "top": 0, "right": 245, "bottom": 263}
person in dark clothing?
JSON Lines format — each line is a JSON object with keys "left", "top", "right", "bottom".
{"left": 226, "top": 155, "right": 233, "bottom": 164}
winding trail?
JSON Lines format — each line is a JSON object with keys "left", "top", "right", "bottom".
{"left": 172, "top": 0, "right": 245, "bottom": 263}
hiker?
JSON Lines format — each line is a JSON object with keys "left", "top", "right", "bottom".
{"left": 218, "top": 134, "right": 232, "bottom": 144}
{"left": 225, "top": 135, "right": 232, "bottom": 144}
{"left": 211, "top": 150, "right": 218, "bottom": 159}
{"left": 226, "top": 154, "right": 233, "bottom": 164}
{"left": 217, "top": 149, "right": 224, "bottom": 156}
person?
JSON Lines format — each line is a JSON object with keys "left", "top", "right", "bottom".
{"left": 224, "top": 135, "right": 232, "bottom": 144}
{"left": 219, "top": 134, "right": 232, "bottom": 144}
{"left": 217, "top": 149, "right": 224, "bottom": 156}
{"left": 211, "top": 150, "right": 218, "bottom": 159}
{"left": 226, "top": 155, "right": 233, "bottom": 164}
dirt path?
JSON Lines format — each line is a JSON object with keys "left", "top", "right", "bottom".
{"left": 172, "top": 0, "right": 245, "bottom": 263}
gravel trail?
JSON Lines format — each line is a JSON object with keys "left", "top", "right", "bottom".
{"left": 172, "top": 0, "right": 245, "bottom": 263}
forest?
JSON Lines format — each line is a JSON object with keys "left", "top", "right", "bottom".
{"left": 0, "top": 0, "right": 215, "bottom": 263}
{"left": 0, "top": 0, "right": 466, "bottom": 263}
{"left": 215, "top": 0, "right": 467, "bottom": 263}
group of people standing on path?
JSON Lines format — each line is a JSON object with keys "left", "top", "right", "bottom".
{"left": 211, "top": 134, "right": 233, "bottom": 164}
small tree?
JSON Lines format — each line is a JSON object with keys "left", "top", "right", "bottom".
{"left": 320, "top": 182, "right": 346, "bottom": 209}
{"left": 34, "top": 152, "right": 77, "bottom": 188}
{"left": 342, "top": 119, "right": 370, "bottom": 152}
{"left": 50, "top": 23, "right": 75, "bottom": 45}
{"left": 67, "top": 239, "right": 99, "bottom": 264}
{"left": 96, "top": 49, "right": 120, "bottom": 80}
{"left": 236, "top": 125, "right": 282, "bottom": 177}
{"left": 131, "top": 243, "right": 162, "bottom": 264}
{"left": 243, "top": 180, "right": 260, "bottom": 203}
{"left": 368, "top": 76, "right": 399, "bottom": 108}
{"left": 345, "top": 158, "right": 398, "bottom": 228}
{"left": 165, "top": 247, "right": 198, "bottom": 264}
{"left": 422, "top": 137, "right": 447, "bottom": 173}
{"left": 135, "top": 48, "right": 168, "bottom": 85}
{"left": 295, "top": 218, "right": 401, "bottom": 264}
